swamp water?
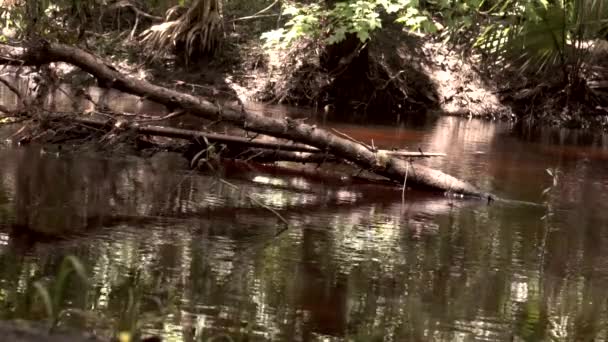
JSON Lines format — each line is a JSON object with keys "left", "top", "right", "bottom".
{"left": 2, "top": 84, "right": 608, "bottom": 341}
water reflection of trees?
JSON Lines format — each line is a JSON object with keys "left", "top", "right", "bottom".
{"left": 0, "top": 140, "right": 607, "bottom": 340}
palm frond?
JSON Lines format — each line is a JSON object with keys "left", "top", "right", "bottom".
{"left": 474, "top": 0, "right": 608, "bottom": 75}
{"left": 139, "top": 0, "right": 223, "bottom": 65}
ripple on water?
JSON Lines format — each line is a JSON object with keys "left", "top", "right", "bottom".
{"left": 446, "top": 315, "right": 512, "bottom": 341}
{"left": 1, "top": 115, "right": 608, "bottom": 341}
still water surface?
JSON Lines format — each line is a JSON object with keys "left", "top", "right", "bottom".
{"left": 2, "top": 86, "right": 608, "bottom": 341}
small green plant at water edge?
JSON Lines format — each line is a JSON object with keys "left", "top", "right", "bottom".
{"left": 110, "top": 269, "right": 177, "bottom": 342}
{"left": 115, "top": 285, "right": 148, "bottom": 342}
{"left": 32, "top": 255, "right": 89, "bottom": 330}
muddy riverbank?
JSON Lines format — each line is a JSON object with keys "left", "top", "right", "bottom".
{"left": 138, "top": 23, "right": 608, "bottom": 128}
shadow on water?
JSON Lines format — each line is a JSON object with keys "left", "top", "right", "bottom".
{"left": 2, "top": 82, "right": 608, "bottom": 341}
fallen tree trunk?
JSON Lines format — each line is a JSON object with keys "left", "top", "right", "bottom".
{"left": 0, "top": 40, "right": 494, "bottom": 199}
{"left": 74, "top": 116, "right": 446, "bottom": 157}
{"left": 70, "top": 115, "right": 445, "bottom": 162}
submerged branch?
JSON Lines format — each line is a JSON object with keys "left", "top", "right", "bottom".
{"left": 106, "top": 1, "right": 163, "bottom": 21}
{"left": 0, "top": 104, "right": 13, "bottom": 115}
{"left": 0, "top": 75, "right": 27, "bottom": 109}
{"left": 218, "top": 178, "right": 289, "bottom": 226}
{"left": 67, "top": 115, "right": 446, "bottom": 162}
{"left": 72, "top": 116, "right": 320, "bottom": 153}
{"left": 0, "top": 40, "right": 494, "bottom": 199}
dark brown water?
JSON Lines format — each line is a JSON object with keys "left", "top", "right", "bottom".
{"left": 2, "top": 83, "right": 608, "bottom": 341}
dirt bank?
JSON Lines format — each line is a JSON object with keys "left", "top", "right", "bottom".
{"left": 136, "top": 21, "right": 606, "bottom": 129}
{"left": 6, "top": 16, "right": 607, "bottom": 129}
{"left": 223, "top": 24, "right": 514, "bottom": 124}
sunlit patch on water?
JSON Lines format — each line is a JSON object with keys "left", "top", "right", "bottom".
{"left": 252, "top": 175, "right": 287, "bottom": 188}
{"left": 0, "top": 233, "right": 8, "bottom": 246}
{"left": 332, "top": 212, "right": 404, "bottom": 272}
{"left": 449, "top": 316, "right": 511, "bottom": 341}
{"left": 334, "top": 189, "right": 361, "bottom": 204}
{"left": 510, "top": 280, "right": 529, "bottom": 303}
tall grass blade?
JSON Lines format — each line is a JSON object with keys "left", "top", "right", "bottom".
{"left": 33, "top": 281, "right": 54, "bottom": 325}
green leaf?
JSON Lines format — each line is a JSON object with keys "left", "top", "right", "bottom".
{"left": 356, "top": 29, "right": 370, "bottom": 42}
{"left": 328, "top": 26, "right": 348, "bottom": 44}
{"left": 33, "top": 282, "right": 54, "bottom": 322}
{"left": 283, "top": 5, "right": 300, "bottom": 16}
{"left": 385, "top": 3, "right": 404, "bottom": 14}
{"left": 260, "top": 29, "right": 285, "bottom": 44}
{"left": 63, "top": 255, "right": 89, "bottom": 286}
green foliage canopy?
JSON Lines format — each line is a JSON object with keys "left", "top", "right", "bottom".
{"left": 262, "top": 0, "right": 608, "bottom": 76}
{"left": 261, "top": 0, "right": 438, "bottom": 46}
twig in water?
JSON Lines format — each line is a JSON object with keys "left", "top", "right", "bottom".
{"left": 229, "top": 13, "right": 279, "bottom": 22}
{"left": 7, "top": 124, "right": 28, "bottom": 140}
{"left": 331, "top": 128, "right": 374, "bottom": 151}
{"left": 105, "top": 1, "right": 163, "bottom": 21}
{"left": 204, "top": 118, "right": 223, "bottom": 130}
{"left": 0, "top": 75, "right": 27, "bottom": 108}
{"left": 246, "top": 133, "right": 260, "bottom": 141}
{"left": 380, "top": 70, "right": 406, "bottom": 90}
{"left": 0, "top": 104, "right": 14, "bottom": 115}
{"left": 243, "top": 150, "right": 265, "bottom": 162}
{"left": 135, "top": 110, "right": 185, "bottom": 123}
{"left": 228, "top": 0, "right": 280, "bottom": 22}
{"left": 90, "top": 111, "right": 116, "bottom": 121}
{"left": 190, "top": 142, "right": 219, "bottom": 169}
{"left": 72, "top": 121, "right": 106, "bottom": 133}
{"left": 401, "top": 160, "right": 409, "bottom": 205}
{"left": 384, "top": 150, "right": 445, "bottom": 158}
{"left": 55, "top": 86, "right": 83, "bottom": 108}
{"left": 218, "top": 178, "right": 289, "bottom": 226}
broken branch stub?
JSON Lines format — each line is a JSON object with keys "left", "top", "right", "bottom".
{"left": 0, "top": 41, "right": 493, "bottom": 199}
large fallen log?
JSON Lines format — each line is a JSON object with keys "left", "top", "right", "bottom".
{"left": 69, "top": 115, "right": 446, "bottom": 161}
{"left": 0, "top": 40, "right": 494, "bottom": 199}
{"left": 73, "top": 115, "right": 446, "bottom": 157}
